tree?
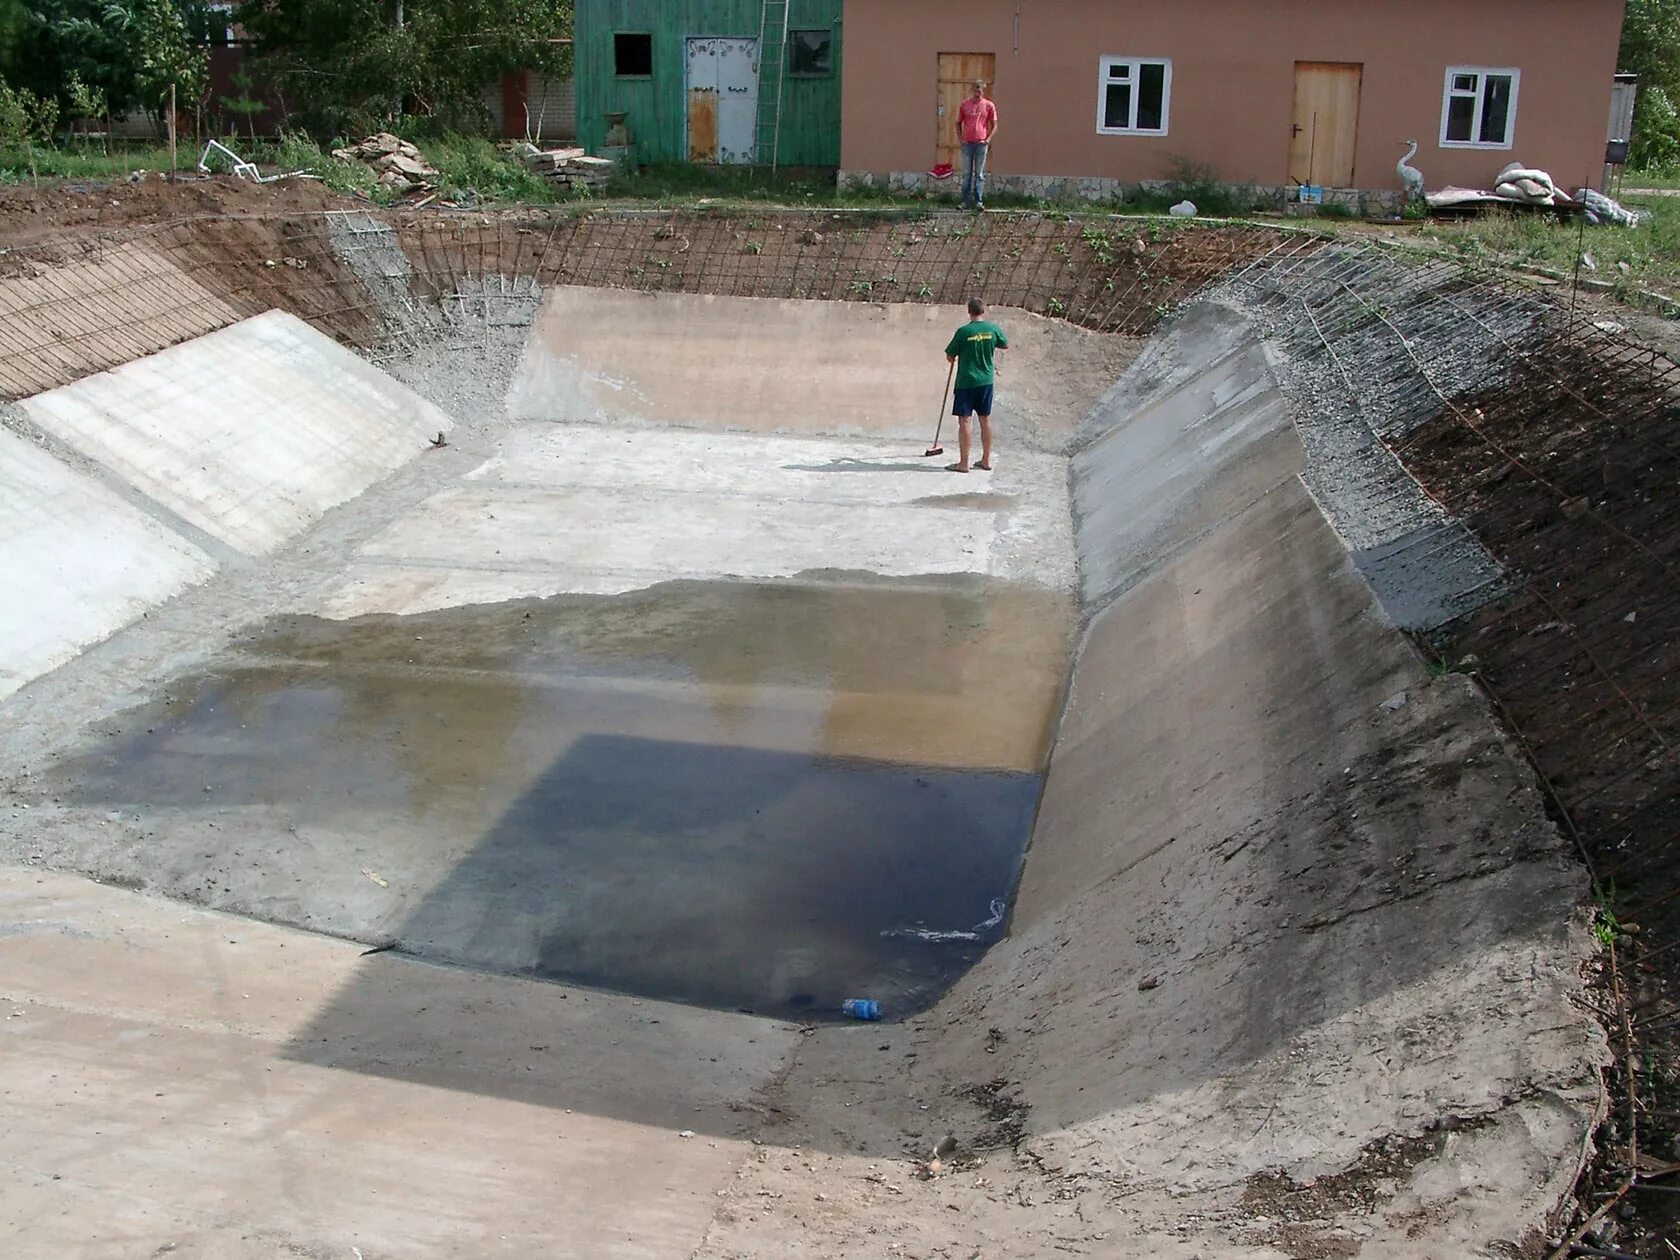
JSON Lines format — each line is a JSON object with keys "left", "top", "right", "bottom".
{"left": 1620, "top": 0, "right": 1680, "bottom": 169}
{"left": 236, "top": 0, "right": 572, "bottom": 137}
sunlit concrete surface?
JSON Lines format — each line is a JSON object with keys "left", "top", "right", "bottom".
{"left": 0, "top": 870, "right": 793, "bottom": 1259}
{"left": 17, "top": 310, "right": 452, "bottom": 556}
{"left": 0, "top": 427, "right": 214, "bottom": 701}
{"left": 320, "top": 425, "right": 1073, "bottom": 617}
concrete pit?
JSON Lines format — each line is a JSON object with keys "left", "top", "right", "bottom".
{"left": 0, "top": 216, "right": 1608, "bottom": 1258}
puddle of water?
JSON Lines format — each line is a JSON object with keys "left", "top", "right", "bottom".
{"left": 47, "top": 575, "right": 1074, "bottom": 1018}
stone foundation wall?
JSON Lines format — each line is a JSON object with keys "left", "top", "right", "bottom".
{"left": 838, "top": 168, "right": 1405, "bottom": 217}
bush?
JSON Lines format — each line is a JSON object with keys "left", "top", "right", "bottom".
{"left": 1119, "top": 155, "right": 1269, "bottom": 218}
{"left": 417, "top": 134, "right": 556, "bottom": 204}
{"left": 0, "top": 77, "right": 59, "bottom": 150}
{"left": 1633, "top": 85, "right": 1680, "bottom": 172}
{"left": 269, "top": 130, "right": 382, "bottom": 199}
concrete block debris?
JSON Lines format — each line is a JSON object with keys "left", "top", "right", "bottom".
{"left": 521, "top": 146, "right": 619, "bottom": 193}
{"left": 332, "top": 133, "right": 440, "bottom": 194}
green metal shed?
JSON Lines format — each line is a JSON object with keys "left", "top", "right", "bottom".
{"left": 574, "top": 0, "right": 843, "bottom": 167}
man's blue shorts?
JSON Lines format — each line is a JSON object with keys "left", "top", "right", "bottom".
{"left": 952, "top": 385, "right": 994, "bottom": 417}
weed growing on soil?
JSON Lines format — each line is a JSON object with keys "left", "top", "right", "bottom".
{"left": 420, "top": 135, "right": 557, "bottom": 204}
{"left": 270, "top": 133, "right": 381, "bottom": 199}
{"left": 1414, "top": 195, "right": 1680, "bottom": 296}
{"left": 1593, "top": 883, "right": 1623, "bottom": 949}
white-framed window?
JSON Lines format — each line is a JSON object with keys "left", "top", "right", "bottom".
{"left": 1440, "top": 67, "right": 1520, "bottom": 149}
{"left": 1096, "top": 57, "right": 1171, "bottom": 135}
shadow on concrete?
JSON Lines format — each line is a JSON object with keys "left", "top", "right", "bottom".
{"left": 781, "top": 459, "right": 948, "bottom": 474}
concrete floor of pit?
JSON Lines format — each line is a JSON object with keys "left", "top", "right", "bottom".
{"left": 0, "top": 288, "right": 1603, "bottom": 1259}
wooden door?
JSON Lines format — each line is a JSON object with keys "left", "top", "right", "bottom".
{"left": 936, "top": 52, "right": 995, "bottom": 171}
{"left": 1289, "top": 62, "right": 1362, "bottom": 187}
{"left": 687, "top": 37, "right": 760, "bottom": 163}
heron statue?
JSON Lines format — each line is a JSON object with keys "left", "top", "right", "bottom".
{"left": 1397, "top": 139, "right": 1425, "bottom": 203}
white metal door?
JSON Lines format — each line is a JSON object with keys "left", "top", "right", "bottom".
{"left": 686, "top": 37, "right": 759, "bottom": 164}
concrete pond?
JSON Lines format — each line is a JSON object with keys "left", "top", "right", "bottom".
{"left": 0, "top": 272, "right": 1605, "bottom": 1258}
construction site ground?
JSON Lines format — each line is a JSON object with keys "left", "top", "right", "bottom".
{"left": 1, "top": 172, "right": 1677, "bottom": 1257}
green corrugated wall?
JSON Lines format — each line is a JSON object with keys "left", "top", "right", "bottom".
{"left": 575, "top": 0, "right": 843, "bottom": 165}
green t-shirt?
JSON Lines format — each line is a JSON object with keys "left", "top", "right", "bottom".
{"left": 945, "top": 320, "right": 1008, "bottom": 389}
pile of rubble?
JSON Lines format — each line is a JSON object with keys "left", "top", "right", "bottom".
{"left": 518, "top": 145, "right": 619, "bottom": 193}
{"left": 332, "top": 133, "right": 439, "bottom": 195}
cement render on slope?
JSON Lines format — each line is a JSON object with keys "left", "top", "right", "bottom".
{"left": 0, "top": 425, "right": 214, "bottom": 702}
{"left": 0, "top": 278, "right": 1604, "bottom": 1259}
{"left": 17, "top": 310, "right": 453, "bottom": 557}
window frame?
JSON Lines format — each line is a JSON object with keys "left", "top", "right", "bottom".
{"left": 787, "top": 28, "right": 834, "bottom": 78}
{"left": 1095, "top": 56, "right": 1172, "bottom": 137}
{"left": 614, "top": 31, "right": 654, "bottom": 79}
{"left": 1439, "top": 65, "right": 1521, "bottom": 150}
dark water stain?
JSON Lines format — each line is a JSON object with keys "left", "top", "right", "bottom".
{"left": 47, "top": 575, "right": 1075, "bottom": 1019}
{"left": 912, "top": 492, "right": 1017, "bottom": 511}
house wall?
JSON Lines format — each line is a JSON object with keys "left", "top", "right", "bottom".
{"left": 575, "top": 0, "right": 843, "bottom": 165}
{"left": 840, "top": 0, "right": 1625, "bottom": 195}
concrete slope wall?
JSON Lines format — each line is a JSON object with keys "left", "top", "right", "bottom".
{"left": 924, "top": 302, "right": 1600, "bottom": 1249}
{"left": 507, "top": 287, "right": 1132, "bottom": 453}
{"left": 17, "top": 311, "right": 453, "bottom": 557}
{"left": 0, "top": 427, "right": 215, "bottom": 701}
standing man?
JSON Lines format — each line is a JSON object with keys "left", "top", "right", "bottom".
{"left": 944, "top": 298, "right": 1008, "bottom": 473}
{"left": 956, "top": 80, "right": 997, "bottom": 211}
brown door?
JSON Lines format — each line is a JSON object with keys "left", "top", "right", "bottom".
{"left": 1289, "top": 62, "right": 1362, "bottom": 187}
{"left": 937, "top": 52, "right": 996, "bottom": 171}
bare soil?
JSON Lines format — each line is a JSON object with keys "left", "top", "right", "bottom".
{"left": 1402, "top": 333, "right": 1680, "bottom": 1256}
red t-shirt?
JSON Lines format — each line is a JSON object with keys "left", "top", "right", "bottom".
{"left": 958, "top": 97, "right": 997, "bottom": 144}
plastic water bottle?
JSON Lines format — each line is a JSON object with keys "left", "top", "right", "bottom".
{"left": 842, "top": 998, "right": 881, "bottom": 1021}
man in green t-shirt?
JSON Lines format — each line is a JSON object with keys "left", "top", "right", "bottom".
{"left": 942, "top": 298, "right": 1009, "bottom": 473}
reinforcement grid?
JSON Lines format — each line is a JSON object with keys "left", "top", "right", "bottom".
{"left": 0, "top": 208, "right": 1287, "bottom": 398}
{"left": 1229, "top": 237, "right": 1680, "bottom": 1237}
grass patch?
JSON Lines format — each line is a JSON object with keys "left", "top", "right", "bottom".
{"left": 0, "top": 143, "right": 178, "bottom": 183}
{"left": 415, "top": 134, "right": 556, "bottom": 205}
{"left": 1623, "top": 166, "right": 1680, "bottom": 191}
{"left": 1411, "top": 193, "right": 1680, "bottom": 298}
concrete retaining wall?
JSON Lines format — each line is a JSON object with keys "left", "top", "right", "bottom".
{"left": 922, "top": 300, "right": 1600, "bottom": 1245}
{"left": 0, "top": 427, "right": 215, "bottom": 701}
{"left": 18, "top": 311, "right": 452, "bottom": 557}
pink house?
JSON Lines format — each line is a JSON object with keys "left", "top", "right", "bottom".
{"left": 839, "top": 0, "right": 1626, "bottom": 207}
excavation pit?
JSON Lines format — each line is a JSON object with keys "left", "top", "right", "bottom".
{"left": 0, "top": 212, "right": 1615, "bottom": 1257}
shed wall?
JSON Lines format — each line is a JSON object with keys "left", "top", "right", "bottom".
{"left": 575, "top": 0, "right": 843, "bottom": 164}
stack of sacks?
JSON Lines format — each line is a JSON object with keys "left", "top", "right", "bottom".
{"left": 1493, "top": 162, "right": 1566, "bottom": 205}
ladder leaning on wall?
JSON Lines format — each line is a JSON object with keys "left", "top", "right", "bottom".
{"left": 755, "top": 0, "right": 790, "bottom": 168}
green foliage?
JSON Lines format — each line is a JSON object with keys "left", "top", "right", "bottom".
{"left": 131, "top": 0, "right": 208, "bottom": 109}
{"left": 0, "top": 1, "right": 210, "bottom": 120}
{"left": 1634, "top": 85, "right": 1680, "bottom": 172}
{"left": 0, "top": 75, "right": 57, "bottom": 148}
{"left": 270, "top": 130, "right": 383, "bottom": 197}
{"left": 1120, "top": 155, "right": 1269, "bottom": 218}
{"left": 1406, "top": 193, "right": 1680, "bottom": 300}
{"left": 218, "top": 66, "right": 263, "bottom": 140}
{"left": 236, "top": 0, "right": 573, "bottom": 138}
{"left": 418, "top": 133, "right": 556, "bottom": 203}
{"left": 1622, "top": 0, "right": 1680, "bottom": 168}
{"left": 64, "top": 71, "right": 107, "bottom": 146}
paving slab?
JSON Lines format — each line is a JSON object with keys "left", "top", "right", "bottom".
{"left": 0, "top": 426, "right": 215, "bottom": 701}
{"left": 18, "top": 310, "right": 452, "bottom": 557}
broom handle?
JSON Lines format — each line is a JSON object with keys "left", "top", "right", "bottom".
{"left": 931, "top": 359, "right": 955, "bottom": 449}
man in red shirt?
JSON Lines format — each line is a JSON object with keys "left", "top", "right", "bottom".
{"left": 956, "top": 80, "right": 998, "bottom": 211}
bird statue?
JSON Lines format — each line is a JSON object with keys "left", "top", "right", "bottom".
{"left": 1397, "top": 139, "right": 1425, "bottom": 203}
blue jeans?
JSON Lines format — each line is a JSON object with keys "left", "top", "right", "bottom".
{"left": 961, "top": 141, "right": 988, "bottom": 207}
